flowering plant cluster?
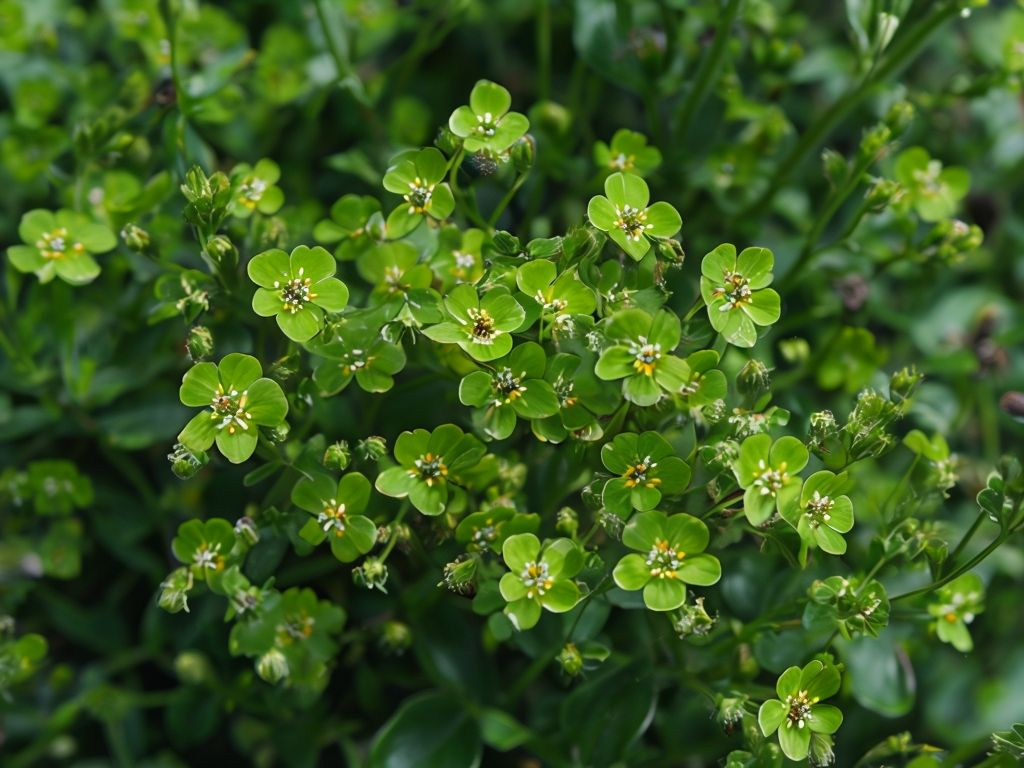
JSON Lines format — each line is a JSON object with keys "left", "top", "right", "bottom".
{"left": 3, "top": 2, "right": 1024, "bottom": 767}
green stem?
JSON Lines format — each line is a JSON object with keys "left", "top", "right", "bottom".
{"left": 674, "top": 0, "right": 744, "bottom": 142}
{"left": 943, "top": 509, "right": 988, "bottom": 576}
{"left": 536, "top": 0, "right": 551, "bottom": 102}
{"left": 701, "top": 489, "right": 743, "bottom": 520}
{"left": 487, "top": 170, "right": 530, "bottom": 229}
{"left": 314, "top": 0, "right": 354, "bottom": 82}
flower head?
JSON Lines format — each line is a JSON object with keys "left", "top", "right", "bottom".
{"left": 587, "top": 172, "right": 681, "bottom": 261}
{"left": 516, "top": 258, "right": 597, "bottom": 325}
{"left": 292, "top": 471, "right": 377, "bottom": 563}
{"left": 595, "top": 309, "right": 691, "bottom": 406}
{"left": 700, "top": 243, "right": 781, "bottom": 348}
{"left": 593, "top": 129, "right": 662, "bottom": 177}
{"left": 230, "top": 158, "right": 284, "bottom": 218}
{"left": 499, "top": 533, "right": 582, "bottom": 630}
{"left": 382, "top": 148, "right": 455, "bottom": 237}
{"left": 894, "top": 146, "right": 969, "bottom": 222}
{"left": 928, "top": 572, "right": 985, "bottom": 652}
{"left": 308, "top": 314, "right": 407, "bottom": 395}
{"left": 758, "top": 660, "right": 843, "bottom": 761}
{"left": 8, "top": 209, "right": 116, "bottom": 285}
{"left": 781, "top": 471, "right": 854, "bottom": 562}
{"left": 601, "top": 432, "right": 691, "bottom": 517}
{"left": 422, "top": 284, "right": 526, "bottom": 362}
{"left": 448, "top": 80, "right": 530, "bottom": 154}
{"left": 313, "top": 194, "right": 384, "bottom": 261}
{"left": 171, "top": 518, "right": 238, "bottom": 584}
{"left": 733, "top": 434, "right": 808, "bottom": 525}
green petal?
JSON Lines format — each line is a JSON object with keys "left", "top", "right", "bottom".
{"left": 606, "top": 308, "right": 652, "bottom": 342}
{"left": 504, "top": 597, "right": 541, "bottom": 631}
{"left": 631, "top": 484, "right": 661, "bottom": 512}
{"left": 665, "top": 513, "right": 708, "bottom": 553}
{"left": 743, "top": 487, "right": 776, "bottom": 526}
{"left": 480, "top": 291, "right": 526, "bottom": 331}
{"left": 253, "top": 158, "right": 280, "bottom": 184}
{"left": 386, "top": 204, "right": 423, "bottom": 238}
{"left": 595, "top": 347, "right": 635, "bottom": 381}
{"left": 218, "top": 353, "right": 263, "bottom": 391}
{"left": 247, "top": 248, "right": 291, "bottom": 289}
{"left": 622, "top": 510, "right": 665, "bottom": 551}
{"left": 828, "top": 496, "right": 854, "bottom": 533}
{"left": 678, "top": 553, "right": 721, "bottom": 586}
{"left": 614, "top": 229, "right": 652, "bottom": 262}
{"left": 540, "top": 580, "right": 580, "bottom": 613}
{"left": 245, "top": 378, "right": 288, "bottom": 425}
{"left": 76, "top": 223, "right": 117, "bottom": 253}
{"left": 507, "top": 341, "right": 546, "bottom": 379}
{"left": 743, "top": 289, "right": 781, "bottom": 327}
{"left": 777, "top": 722, "right": 811, "bottom": 761}
{"left": 801, "top": 661, "right": 840, "bottom": 700}
{"left": 459, "top": 371, "right": 493, "bottom": 407}
{"left": 512, "top": 380, "right": 558, "bottom": 419}
{"left": 54, "top": 253, "right": 100, "bottom": 285}
{"left": 736, "top": 246, "right": 774, "bottom": 286}
{"left": 491, "top": 112, "right": 529, "bottom": 152}
{"left": 502, "top": 533, "right": 541, "bottom": 572}
{"left": 7, "top": 245, "right": 45, "bottom": 273}
{"left": 449, "top": 105, "right": 478, "bottom": 138}
{"left": 291, "top": 473, "right": 336, "bottom": 513}
{"left": 586, "top": 195, "right": 618, "bottom": 231}
{"left": 813, "top": 524, "right": 847, "bottom": 555}
{"left": 277, "top": 305, "right": 324, "bottom": 342}
{"left": 736, "top": 434, "right": 771, "bottom": 485}
{"left": 180, "top": 362, "right": 221, "bottom": 406}
{"left": 414, "top": 147, "right": 448, "bottom": 184}
{"left": 758, "top": 700, "right": 787, "bottom": 736}
{"left": 644, "top": 201, "right": 681, "bottom": 238}
{"left": 422, "top": 322, "right": 467, "bottom": 344}
{"left": 654, "top": 457, "right": 690, "bottom": 495}
{"left": 721, "top": 310, "right": 757, "bottom": 348}
{"left": 771, "top": 436, "right": 809, "bottom": 474}
{"left": 464, "top": 333, "right": 513, "bottom": 362}
{"left": 334, "top": 515, "right": 377, "bottom": 561}
{"left": 382, "top": 157, "right": 417, "bottom": 194}
{"left": 216, "top": 428, "right": 258, "bottom": 464}
{"left": 375, "top": 466, "right": 416, "bottom": 498}
{"left": 516, "top": 259, "right": 557, "bottom": 294}
{"left": 808, "top": 704, "right": 843, "bottom": 735}
{"left": 394, "top": 429, "right": 430, "bottom": 465}
{"left": 613, "top": 553, "right": 652, "bottom": 591}
{"left": 776, "top": 666, "right": 802, "bottom": 698}
{"left": 649, "top": 310, "right": 681, "bottom": 350}
{"left": 701, "top": 243, "right": 737, "bottom": 281}
{"left": 178, "top": 411, "right": 218, "bottom": 451}
{"left": 602, "top": 478, "right": 632, "bottom": 517}
{"left": 312, "top": 278, "right": 349, "bottom": 313}
{"left": 499, "top": 571, "right": 528, "bottom": 602}
{"left": 484, "top": 405, "right": 517, "bottom": 440}
{"left": 19, "top": 209, "right": 56, "bottom": 243}
{"left": 428, "top": 183, "right": 455, "bottom": 220}
{"left": 408, "top": 478, "right": 447, "bottom": 516}
{"left": 469, "top": 79, "right": 511, "bottom": 118}
{"left": 604, "top": 172, "right": 649, "bottom": 209}
{"left": 643, "top": 578, "right": 686, "bottom": 612}
{"left": 623, "top": 373, "right": 661, "bottom": 406}
{"left": 252, "top": 287, "right": 284, "bottom": 317}
{"left": 291, "top": 245, "right": 335, "bottom": 283}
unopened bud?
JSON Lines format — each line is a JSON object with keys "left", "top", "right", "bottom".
{"left": 158, "top": 567, "right": 193, "bottom": 613}
{"left": 864, "top": 178, "right": 904, "bottom": 212}
{"left": 439, "top": 555, "right": 477, "bottom": 596}
{"left": 186, "top": 326, "right": 214, "bottom": 362}
{"left": 884, "top": 100, "right": 915, "bottom": 137}
{"left": 256, "top": 649, "right": 289, "bottom": 684}
{"left": 353, "top": 557, "right": 389, "bottom": 592}
{"left": 206, "top": 235, "right": 238, "bottom": 271}
{"left": 323, "top": 441, "right": 351, "bottom": 471}
{"left": 379, "top": 621, "right": 412, "bottom": 654}
{"left": 168, "top": 442, "right": 208, "bottom": 480}
{"left": 556, "top": 507, "right": 579, "bottom": 538}
{"left": 174, "top": 651, "right": 212, "bottom": 685}
{"left": 120, "top": 223, "right": 151, "bottom": 253}
{"left": 511, "top": 134, "right": 535, "bottom": 174}
{"left": 234, "top": 516, "right": 259, "bottom": 546}
{"left": 434, "top": 126, "right": 462, "bottom": 157}
{"left": 357, "top": 436, "right": 388, "bottom": 462}
{"left": 557, "top": 643, "right": 583, "bottom": 677}
{"left": 821, "top": 148, "right": 847, "bottom": 186}
{"left": 737, "top": 359, "right": 772, "bottom": 400}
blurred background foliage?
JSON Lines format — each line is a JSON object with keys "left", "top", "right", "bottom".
{"left": 1, "top": 0, "right": 1023, "bottom": 765}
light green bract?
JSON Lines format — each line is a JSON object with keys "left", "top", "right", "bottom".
{"left": 177, "top": 353, "right": 289, "bottom": 464}
{"left": 8, "top": 208, "right": 116, "bottom": 285}
{"left": 292, "top": 472, "right": 377, "bottom": 563}
{"left": 374, "top": 424, "right": 485, "bottom": 516}
{"left": 499, "top": 533, "right": 582, "bottom": 630}
{"left": 612, "top": 511, "right": 721, "bottom": 611}
{"left": 700, "top": 243, "right": 781, "bottom": 348}
{"left": 248, "top": 245, "right": 349, "bottom": 343}
{"left": 422, "top": 283, "right": 526, "bottom": 362}
{"left": 758, "top": 660, "right": 843, "bottom": 761}
{"left": 587, "top": 172, "right": 681, "bottom": 261}
{"left": 595, "top": 308, "right": 690, "bottom": 406}
{"left": 448, "top": 79, "right": 530, "bottom": 154}
{"left": 382, "top": 147, "right": 455, "bottom": 237}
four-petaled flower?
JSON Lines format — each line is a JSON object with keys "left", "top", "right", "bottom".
{"left": 248, "top": 245, "right": 350, "bottom": 342}
{"left": 758, "top": 660, "right": 843, "bottom": 761}
{"left": 587, "top": 172, "right": 681, "bottom": 261}
{"left": 595, "top": 309, "right": 690, "bottom": 406}
{"left": 382, "top": 148, "right": 455, "bottom": 237}
{"left": 313, "top": 194, "right": 384, "bottom": 261}
{"left": 455, "top": 507, "right": 540, "bottom": 554}
{"left": 459, "top": 342, "right": 559, "bottom": 440}
{"left": 8, "top": 209, "right": 117, "bottom": 285}
{"left": 612, "top": 511, "right": 721, "bottom": 611}
{"left": 700, "top": 243, "right": 781, "bottom": 348}
{"left": 308, "top": 313, "right": 407, "bottom": 395}
{"left": 780, "top": 470, "right": 854, "bottom": 562}
{"left": 894, "top": 146, "right": 969, "bottom": 222}
{"left": 593, "top": 129, "right": 662, "bottom": 177}
{"left": 448, "top": 79, "right": 530, "bottom": 154}
{"left": 927, "top": 572, "right": 985, "bottom": 652}
{"left": 601, "top": 431, "right": 691, "bottom": 518}
{"left": 733, "top": 434, "right": 808, "bottom": 525}
{"left": 516, "top": 258, "right": 596, "bottom": 326}
{"left": 178, "top": 353, "right": 289, "bottom": 464}
{"left": 292, "top": 471, "right": 377, "bottom": 563}
{"left": 430, "top": 227, "right": 486, "bottom": 288}
{"left": 230, "top": 158, "right": 284, "bottom": 218}
{"left": 422, "top": 284, "right": 526, "bottom": 362}
{"left": 499, "top": 533, "right": 582, "bottom": 630}
{"left": 375, "top": 424, "right": 485, "bottom": 516}
{"left": 676, "top": 350, "right": 728, "bottom": 408}
{"left": 172, "top": 518, "right": 237, "bottom": 584}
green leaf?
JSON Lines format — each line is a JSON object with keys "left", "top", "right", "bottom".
{"left": 369, "top": 692, "right": 482, "bottom": 768}
{"left": 479, "top": 708, "right": 531, "bottom": 751}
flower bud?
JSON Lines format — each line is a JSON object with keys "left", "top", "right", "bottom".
{"left": 778, "top": 337, "right": 810, "bottom": 364}
{"left": 491, "top": 230, "right": 522, "bottom": 256}
{"left": 181, "top": 165, "right": 213, "bottom": 204}
{"left": 702, "top": 399, "right": 728, "bottom": 424}
{"left": 323, "top": 441, "right": 351, "bottom": 471}
{"left": 186, "top": 326, "right": 214, "bottom": 362}
{"left": 234, "top": 516, "right": 259, "bottom": 546}
{"left": 434, "top": 126, "right": 462, "bottom": 156}
{"left": 864, "top": 178, "right": 904, "bottom": 213}
{"left": 714, "top": 693, "right": 749, "bottom": 729}
{"left": 174, "top": 651, "right": 212, "bottom": 685}
{"left": 206, "top": 235, "right": 238, "bottom": 272}
{"left": 378, "top": 621, "right": 412, "bottom": 654}
{"left": 167, "top": 442, "right": 208, "bottom": 480}
{"left": 439, "top": 555, "right": 477, "bottom": 596}
{"left": 884, "top": 100, "right": 915, "bottom": 137}
{"left": 889, "top": 366, "right": 922, "bottom": 403}
{"left": 256, "top": 648, "right": 289, "bottom": 684}
{"left": 557, "top": 643, "right": 584, "bottom": 677}
{"left": 656, "top": 237, "right": 686, "bottom": 267}
{"left": 268, "top": 421, "right": 290, "bottom": 444}
{"left": 736, "top": 359, "right": 772, "bottom": 401}
{"left": 530, "top": 100, "right": 573, "bottom": 137}
{"left": 556, "top": 507, "right": 579, "bottom": 538}
{"left": 598, "top": 510, "right": 624, "bottom": 540}
{"left": 158, "top": 567, "right": 193, "bottom": 613}
{"left": 673, "top": 596, "right": 715, "bottom": 638}
{"left": 821, "top": 148, "right": 847, "bottom": 186}
{"left": 353, "top": 557, "right": 389, "bottom": 592}
{"left": 357, "top": 435, "right": 388, "bottom": 462}
{"left": 809, "top": 732, "right": 837, "bottom": 767}
{"left": 511, "top": 134, "right": 535, "bottom": 174}
{"left": 120, "top": 223, "right": 151, "bottom": 254}
{"left": 858, "top": 123, "right": 892, "bottom": 160}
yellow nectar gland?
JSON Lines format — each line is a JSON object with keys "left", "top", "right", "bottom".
{"left": 784, "top": 689, "right": 819, "bottom": 730}
{"left": 274, "top": 267, "right": 317, "bottom": 314}
{"left": 623, "top": 455, "right": 660, "bottom": 489}
{"left": 410, "top": 452, "right": 448, "bottom": 487}
{"left": 521, "top": 560, "right": 554, "bottom": 598}
{"left": 209, "top": 385, "right": 254, "bottom": 435}
{"left": 645, "top": 538, "right": 685, "bottom": 579}
{"left": 466, "top": 307, "right": 497, "bottom": 345}
{"left": 614, "top": 205, "right": 652, "bottom": 242}
{"left": 404, "top": 177, "right": 435, "bottom": 214}
{"left": 318, "top": 499, "right": 348, "bottom": 538}
{"left": 239, "top": 176, "right": 267, "bottom": 209}
{"left": 36, "top": 228, "right": 84, "bottom": 261}
{"left": 629, "top": 336, "right": 661, "bottom": 376}
{"left": 714, "top": 271, "right": 753, "bottom": 311}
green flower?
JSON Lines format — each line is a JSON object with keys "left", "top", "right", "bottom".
{"left": 516, "top": 259, "right": 597, "bottom": 323}
{"left": 700, "top": 244, "right": 781, "bottom": 348}
{"left": 230, "top": 158, "right": 284, "bottom": 218}
{"left": 595, "top": 309, "right": 690, "bottom": 406}
{"left": 292, "top": 472, "right": 377, "bottom": 563}
{"left": 533, "top": 351, "right": 619, "bottom": 444}
{"left": 928, "top": 572, "right": 985, "bottom": 652}
{"left": 499, "top": 533, "right": 582, "bottom": 630}
{"left": 780, "top": 471, "right": 854, "bottom": 561}
{"left": 459, "top": 342, "right": 559, "bottom": 440}
{"left": 313, "top": 194, "right": 384, "bottom": 261}
{"left": 593, "top": 129, "right": 662, "bottom": 177}
{"left": 612, "top": 511, "right": 721, "bottom": 611}
{"left": 248, "top": 245, "right": 350, "bottom": 342}
{"left": 374, "top": 424, "right": 486, "bottom": 516}
{"left": 171, "top": 518, "right": 238, "bottom": 583}
{"left": 894, "top": 147, "right": 969, "bottom": 222}
{"left": 309, "top": 316, "right": 407, "bottom": 395}
{"left": 382, "top": 147, "right": 455, "bottom": 237}
{"left": 356, "top": 241, "right": 433, "bottom": 309}
{"left": 422, "top": 284, "right": 526, "bottom": 362}
{"left": 455, "top": 507, "right": 540, "bottom": 553}
{"left": 601, "top": 432, "right": 691, "bottom": 517}
{"left": 8, "top": 209, "right": 116, "bottom": 285}
{"left": 448, "top": 79, "right": 530, "bottom": 154}
{"left": 676, "top": 350, "right": 728, "bottom": 408}
{"left": 586, "top": 172, "right": 681, "bottom": 261}
{"left": 758, "top": 660, "right": 843, "bottom": 761}
{"left": 733, "top": 434, "right": 808, "bottom": 525}
{"left": 430, "top": 227, "right": 486, "bottom": 288}
{"left": 178, "top": 353, "right": 289, "bottom": 464}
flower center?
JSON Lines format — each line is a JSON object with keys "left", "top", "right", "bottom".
{"left": 715, "top": 271, "right": 752, "bottom": 311}
{"left": 280, "top": 612, "right": 315, "bottom": 642}
{"left": 610, "top": 152, "right": 636, "bottom": 171}
{"left": 784, "top": 690, "right": 817, "bottom": 729}
{"left": 614, "top": 205, "right": 651, "bottom": 242}
{"left": 411, "top": 452, "right": 448, "bottom": 486}
{"left": 208, "top": 386, "right": 253, "bottom": 436}
{"left": 318, "top": 499, "right": 348, "bottom": 537}
{"left": 804, "top": 490, "right": 835, "bottom": 529}
{"left": 646, "top": 538, "right": 685, "bottom": 579}
{"left": 554, "top": 374, "right": 577, "bottom": 407}
{"left": 453, "top": 250, "right": 476, "bottom": 270}
{"left": 475, "top": 111, "right": 498, "bottom": 137}
{"left": 466, "top": 307, "right": 497, "bottom": 344}
{"left": 628, "top": 336, "right": 661, "bottom": 376}
{"left": 912, "top": 160, "right": 944, "bottom": 196}
{"left": 193, "top": 542, "right": 224, "bottom": 571}
{"left": 341, "top": 349, "right": 372, "bottom": 377}
{"left": 752, "top": 459, "right": 788, "bottom": 497}
{"left": 534, "top": 290, "right": 568, "bottom": 314}
{"left": 36, "top": 228, "right": 84, "bottom": 260}
{"left": 472, "top": 520, "right": 497, "bottom": 545}
{"left": 493, "top": 368, "right": 527, "bottom": 404}
{"left": 521, "top": 560, "right": 553, "bottom": 597}
{"left": 240, "top": 176, "right": 267, "bottom": 207}
{"left": 275, "top": 269, "right": 317, "bottom": 314}
{"left": 624, "top": 456, "right": 660, "bottom": 488}
{"left": 404, "top": 177, "right": 435, "bottom": 213}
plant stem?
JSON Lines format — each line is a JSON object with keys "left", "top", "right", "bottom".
{"left": 943, "top": 510, "right": 988, "bottom": 576}
{"left": 536, "top": 0, "right": 552, "bottom": 102}
{"left": 487, "top": 170, "right": 530, "bottom": 229}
